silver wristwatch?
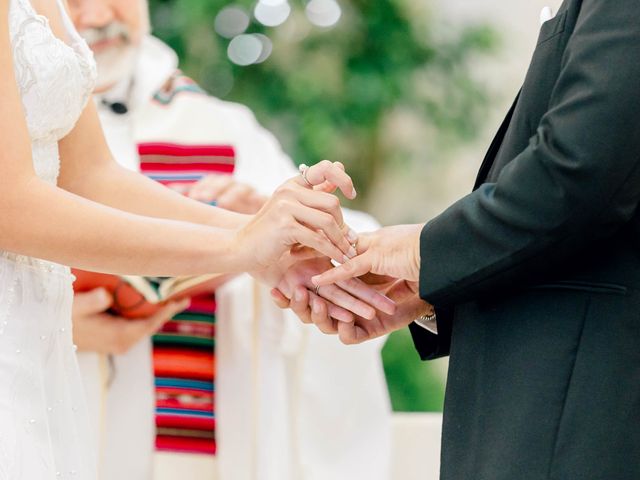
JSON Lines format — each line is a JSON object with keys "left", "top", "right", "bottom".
{"left": 414, "top": 311, "right": 438, "bottom": 335}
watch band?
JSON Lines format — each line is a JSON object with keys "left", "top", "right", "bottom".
{"left": 415, "top": 312, "right": 438, "bottom": 335}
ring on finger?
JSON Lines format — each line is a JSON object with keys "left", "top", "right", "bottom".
{"left": 299, "top": 164, "right": 313, "bottom": 187}
{"left": 350, "top": 235, "right": 359, "bottom": 255}
{"left": 315, "top": 284, "right": 321, "bottom": 296}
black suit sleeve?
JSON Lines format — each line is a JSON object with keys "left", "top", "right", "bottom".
{"left": 419, "top": 0, "right": 640, "bottom": 308}
{"left": 409, "top": 307, "right": 453, "bottom": 361}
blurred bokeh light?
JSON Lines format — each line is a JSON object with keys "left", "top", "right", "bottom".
{"left": 305, "top": 0, "right": 341, "bottom": 27}
{"left": 254, "top": 0, "right": 292, "bottom": 27}
{"left": 214, "top": 5, "right": 250, "bottom": 38}
{"left": 228, "top": 33, "right": 264, "bottom": 65}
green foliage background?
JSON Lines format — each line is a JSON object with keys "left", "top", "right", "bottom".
{"left": 148, "top": 0, "right": 498, "bottom": 411}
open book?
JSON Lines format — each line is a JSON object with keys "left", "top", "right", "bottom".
{"left": 72, "top": 270, "right": 230, "bottom": 319}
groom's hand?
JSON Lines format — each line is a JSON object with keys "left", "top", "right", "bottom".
{"left": 312, "top": 224, "right": 424, "bottom": 287}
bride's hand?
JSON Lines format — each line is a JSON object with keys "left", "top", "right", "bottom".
{"left": 236, "top": 161, "right": 358, "bottom": 271}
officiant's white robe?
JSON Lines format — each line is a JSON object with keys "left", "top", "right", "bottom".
{"left": 77, "top": 35, "right": 391, "bottom": 480}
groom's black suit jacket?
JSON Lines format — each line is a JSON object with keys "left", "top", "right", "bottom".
{"left": 412, "top": 1, "right": 640, "bottom": 478}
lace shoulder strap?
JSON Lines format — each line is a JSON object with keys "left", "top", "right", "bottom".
{"left": 11, "top": 0, "right": 83, "bottom": 45}
{"left": 53, "top": 0, "right": 81, "bottom": 43}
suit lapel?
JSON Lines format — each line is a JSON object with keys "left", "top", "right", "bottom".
{"left": 473, "top": 91, "right": 521, "bottom": 190}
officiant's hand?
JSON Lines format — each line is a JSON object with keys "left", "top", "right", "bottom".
{"left": 72, "top": 288, "right": 189, "bottom": 355}
{"left": 268, "top": 257, "right": 396, "bottom": 326}
{"left": 311, "top": 224, "right": 424, "bottom": 287}
{"left": 186, "top": 174, "right": 267, "bottom": 214}
{"left": 236, "top": 161, "right": 359, "bottom": 271}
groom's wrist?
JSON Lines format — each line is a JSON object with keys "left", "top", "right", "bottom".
{"left": 409, "top": 223, "right": 424, "bottom": 282}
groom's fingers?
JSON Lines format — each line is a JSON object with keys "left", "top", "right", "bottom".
{"left": 385, "top": 280, "right": 419, "bottom": 303}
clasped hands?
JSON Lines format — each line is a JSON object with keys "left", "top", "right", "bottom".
{"left": 269, "top": 225, "right": 434, "bottom": 344}
{"left": 244, "top": 160, "right": 434, "bottom": 344}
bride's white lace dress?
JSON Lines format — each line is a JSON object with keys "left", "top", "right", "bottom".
{"left": 0, "top": 0, "right": 97, "bottom": 478}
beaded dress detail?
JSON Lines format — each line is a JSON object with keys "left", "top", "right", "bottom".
{"left": 0, "top": 0, "right": 97, "bottom": 478}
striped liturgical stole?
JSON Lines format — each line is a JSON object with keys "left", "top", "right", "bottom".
{"left": 139, "top": 142, "right": 236, "bottom": 455}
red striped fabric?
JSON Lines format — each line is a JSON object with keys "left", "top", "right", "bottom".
{"left": 143, "top": 142, "right": 235, "bottom": 456}
{"left": 153, "top": 348, "right": 215, "bottom": 381}
{"left": 189, "top": 297, "right": 217, "bottom": 313}
{"left": 140, "top": 162, "right": 234, "bottom": 171}
{"left": 156, "top": 435, "right": 216, "bottom": 455}
{"left": 138, "top": 142, "right": 235, "bottom": 159}
{"left": 156, "top": 386, "right": 214, "bottom": 403}
{"left": 156, "top": 399, "right": 214, "bottom": 413}
{"left": 156, "top": 415, "right": 216, "bottom": 431}
{"left": 161, "top": 321, "right": 215, "bottom": 337}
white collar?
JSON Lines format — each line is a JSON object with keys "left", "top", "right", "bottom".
{"left": 96, "top": 35, "right": 179, "bottom": 115}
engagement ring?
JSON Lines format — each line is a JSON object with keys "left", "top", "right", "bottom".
{"left": 299, "top": 164, "right": 313, "bottom": 187}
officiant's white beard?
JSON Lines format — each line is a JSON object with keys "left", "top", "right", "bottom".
{"left": 80, "top": 22, "right": 140, "bottom": 92}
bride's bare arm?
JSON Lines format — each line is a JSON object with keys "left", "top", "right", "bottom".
{"left": 0, "top": 8, "right": 354, "bottom": 276}
{"left": 58, "top": 102, "right": 250, "bottom": 230}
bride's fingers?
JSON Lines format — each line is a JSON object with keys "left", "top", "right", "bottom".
{"left": 314, "top": 284, "right": 377, "bottom": 320}
{"left": 296, "top": 160, "right": 356, "bottom": 200}
{"left": 292, "top": 188, "right": 346, "bottom": 232}
{"left": 292, "top": 224, "right": 346, "bottom": 264}
{"left": 270, "top": 288, "right": 291, "bottom": 309}
{"left": 336, "top": 277, "right": 397, "bottom": 316}
{"left": 314, "top": 180, "right": 337, "bottom": 194}
{"left": 293, "top": 189, "right": 358, "bottom": 246}
{"left": 290, "top": 204, "right": 354, "bottom": 258}
{"left": 308, "top": 293, "right": 345, "bottom": 333}
{"left": 312, "top": 252, "right": 373, "bottom": 286}
{"left": 273, "top": 285, "right": 353, "bottom": 330}
{"left": 289, "top": 245, "right": 324, "bottom": 261}
{"left": 325, "top": 304, "right": 354, "bottom": 324}
{"left": 337, "top": 318, "right": 372, "bottom": 345}
{"left": 288, "top": 286, "right": 313, "bottom": 324}
{"left": 313, "top": 163, "right": 342, "bottom": 194}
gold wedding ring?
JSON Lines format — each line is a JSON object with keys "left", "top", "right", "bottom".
{"left": 315, "top": 284, "right": 321, "bottom": 296}
{"left": 299, "top": 164, "right": 313, "bottom": 187}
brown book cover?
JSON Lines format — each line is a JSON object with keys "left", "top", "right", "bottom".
{"left": 72, "top": 269, "right": 230, "bottom": 319}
